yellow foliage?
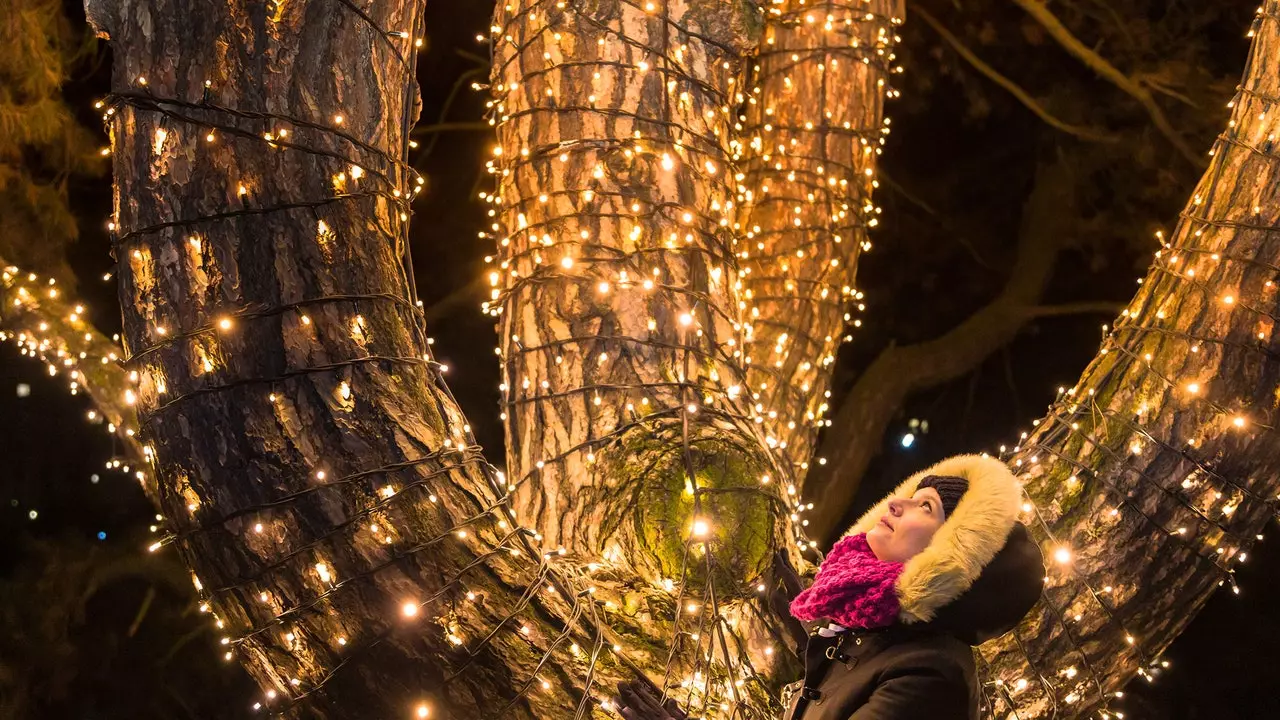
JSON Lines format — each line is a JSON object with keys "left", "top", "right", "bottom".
{"left": 0, "top": 0, "right": 103, "bottom": 288}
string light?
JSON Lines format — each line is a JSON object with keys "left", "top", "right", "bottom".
{"left": 737, "top": 0, "right": 900, "bottom": 477}
{"left": 0, "top": 1, "right": 1268, "bottom": 718}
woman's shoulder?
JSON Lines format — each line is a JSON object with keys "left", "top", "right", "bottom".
{"left": 879, "top": 628, "right": 977, "bottom": 677}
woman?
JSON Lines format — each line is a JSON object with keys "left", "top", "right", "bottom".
{"left": 617, "top": 454, "right": 1044, "bottom": 720}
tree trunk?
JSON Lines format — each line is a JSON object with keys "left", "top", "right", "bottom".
{"left": 486, "top": 2, "right": 810, "bottom": 713}
{"left": 86, "top": 0, "right": 616, "bottom": 717}
{"left": 736, "top": 0, "right": 903, "bottom": 484}
{"left": 979, "top": 10, "right": 1280, "bottom": 717}
{"left": 488, "top": 0, "right": 785, "bottom": 561}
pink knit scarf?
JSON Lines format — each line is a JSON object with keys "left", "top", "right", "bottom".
{"left": 789, "top": 533, "right": 904, "bottom": 630}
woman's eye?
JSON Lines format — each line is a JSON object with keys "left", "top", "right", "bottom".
{"left": 922, "top": 503, "right": 933, "bottom": 513}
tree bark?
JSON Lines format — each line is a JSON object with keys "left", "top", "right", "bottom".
{"left": 736, "top": 0, "right": 904, "bottom": 481}
{"left": 486, "top": 3, "right": 809, "bottom": 713}
{"left": 979, "top": 9, "right": 1280, "bottom": 717}
{"left": 488, "top": 0, "right": 784, "bottom": 560}
{"left": 88, "top": 0, "right": 615, "bottom": 717}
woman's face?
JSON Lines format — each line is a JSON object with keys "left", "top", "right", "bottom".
{"left": 865, "top": 486, "right": 946, "bottom": 563}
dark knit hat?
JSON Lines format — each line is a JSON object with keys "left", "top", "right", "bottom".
{"left": 916, "top": 474, "right": 969, "bottom": 520}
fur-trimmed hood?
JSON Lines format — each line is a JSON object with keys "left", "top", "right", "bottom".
{"left": 845, "top": 454, "right": 1044, "bottom": 644}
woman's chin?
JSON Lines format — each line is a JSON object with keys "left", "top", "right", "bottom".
{"left": 864, "top": 528, "right": 888, "bottom": 557}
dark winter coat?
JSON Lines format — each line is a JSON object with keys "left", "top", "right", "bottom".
{"left": 780, "top": 455, "right": 1045, "bottom": 720}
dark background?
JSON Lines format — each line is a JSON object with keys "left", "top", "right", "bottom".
{"left": 2, "top": 0, "right": 1275, "bottom": 717}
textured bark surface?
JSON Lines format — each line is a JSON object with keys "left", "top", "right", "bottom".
{"left": 486, "top": 2, "right": 811, "bottom": 714}
{"left": 487, "top": 0, "right": 797, "bottom": 587}
{"left": 92, "top": 1, "right": 610, "bottom": 717}
{"left": 737, "top": 0, "right": 903, "bottom": 483}
{"left": 979, "top": 10, "right": 1280, "bottom": 717}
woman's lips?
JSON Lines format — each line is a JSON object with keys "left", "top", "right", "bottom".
{"left": 878, "top": 516, "right": 893, "bottom": 530}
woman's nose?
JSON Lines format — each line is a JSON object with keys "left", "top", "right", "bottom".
{"left": 887, "top": 498, "right": 904, "bottom": 515}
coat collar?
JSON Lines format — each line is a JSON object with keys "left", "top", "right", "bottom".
{"left": 842, "top": 454, "right": 1022, "bottom": 624}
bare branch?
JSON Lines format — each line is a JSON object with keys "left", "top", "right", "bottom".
{"left": 1022, "top": 300, "right": 1124, "bottom": 318}
{"left": 804, "top": 155, "right": 1080, "bottom": 540}
{"left": 411, "top": 121, "right": 492, "bottom": 135}
{"left": 915, "top": 6, "right": 1119, "bottom": 143}
{"left": 1011, "top": 0, "right": 1205, "bottom": 167}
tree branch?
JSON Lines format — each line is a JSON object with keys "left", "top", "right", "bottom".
{"left": 1022, "top": 300, "right": 1124, "bottom": 318}
{"left": 411, "top": 121, "right": 492, "bottom": 135}
{"left": 0, "top": 257, "right": 146, "bottom": 478}
{"left": 736, "top": 1, "right": 907, "bottom": 478}
{"left": 982, "top": 16, "right": 1280, "bottom": 712}
{"left": 915, "top": 5, "right": 1119, "bottom": 143}
{"left": 803, "top": 154, "right": 1081, "bottom": 541}
{"left": 1010, "top": 0, "right": 1205, "bottom": 167}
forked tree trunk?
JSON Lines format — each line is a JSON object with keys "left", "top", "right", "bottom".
{"left": 979, "top": 9, "right": 1280, "bottom": 717}
{"left": 83, "top": 0, "right": 620, "bottom": 717}
{"left": 37, "top": 0, "right": 1280, "bottom": 718}
{"left": 737, "top": 0, "right": 902, "bottom": 484}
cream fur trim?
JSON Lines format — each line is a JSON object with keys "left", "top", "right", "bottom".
{"left": 844, "top": 454, "right": 1022, "bottom": 623}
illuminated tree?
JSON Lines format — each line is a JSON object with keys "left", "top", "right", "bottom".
{"left": 2, "top": 0, "right": 1279, "bottom": 718}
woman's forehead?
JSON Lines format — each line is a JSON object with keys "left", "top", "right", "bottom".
{"left": 911, "top": 485, "right": 942, "bottom": 500}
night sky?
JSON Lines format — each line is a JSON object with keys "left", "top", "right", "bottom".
{"left": 2, "top": 1, "right": 1276, "bottom": 717}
